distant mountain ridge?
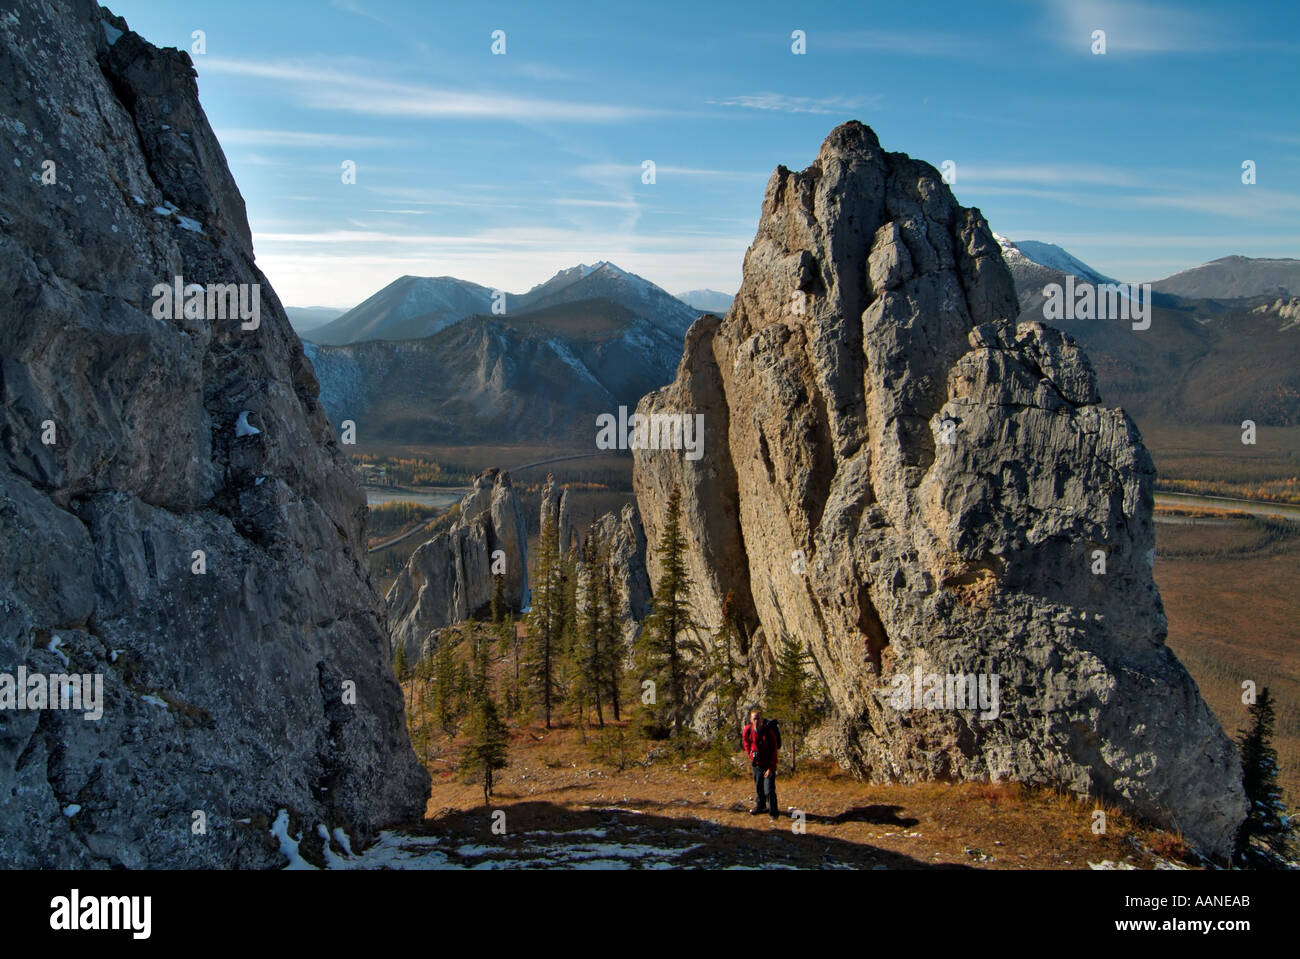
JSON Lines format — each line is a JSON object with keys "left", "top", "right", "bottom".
{"left": 996, "top": 236, "right": 1300, "bottom": 426}
{"left": 306, "top": 261, "right": 697, "bottom": 346}
{"left": 285, "top": 305, "right": 345, "bottom": 332}
{"left": 674, "top": 289, "right": 734, "bottom": 314}
{"left": 306, "top": 275, "right": 497, "bottom": 345}
{"left": 303, "top": 262, "right": 697, "bottom": 444}
{"left": 1152, "top": 255, "right": 1300, "bottom": 299}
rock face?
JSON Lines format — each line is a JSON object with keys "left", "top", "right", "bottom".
{"left": 539, "top": 474, "right": 576, "bottom": 554}
{"left": 386, "top": 469, "right": 527, "bottom": 662}
{"left": 589, "top": 504, "right": 652, "bottom": 645}
{"left": 632, "top": 122, "right": 1245, "bottom": 858}
{"left": 0, "top": 2, "right": 428, "bottom": 867}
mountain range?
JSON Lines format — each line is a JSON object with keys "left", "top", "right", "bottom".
{"left": 303, "top": 262, "right": 698, "bottom": 443}
{"left": 674, "top": 289, "right": 735, "bottom": 314}
{"left": 306, "top": 261, "right": 698, "bottom": 346}
{"left": 995, "top": 237, "right": 1300, "bottom": 426}
{"left": 297, "top": 241, "right": 1300, "bottom": 448}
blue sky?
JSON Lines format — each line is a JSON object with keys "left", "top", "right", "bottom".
{"left": 112, "top": 0, "right": 1299, "bottom": 308}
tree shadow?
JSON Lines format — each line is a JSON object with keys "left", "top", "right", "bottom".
{"left": 408, "top": 800, "right": 965, "bottom": 870}
{"left": 803, "top": 804, "right": 919, "bottom": 828}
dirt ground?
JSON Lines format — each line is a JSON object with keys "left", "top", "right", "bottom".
{"left": 406, "top": 720, "right": 1198, "bottom": 870}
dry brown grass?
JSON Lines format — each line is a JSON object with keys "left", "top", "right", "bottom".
{"left": 1156, "top": 511, "right": 1300, "bottom": 810}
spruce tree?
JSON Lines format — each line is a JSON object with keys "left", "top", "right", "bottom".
{"left": 1235, "top": 687, "right": 1294, "bottom": 867}
{"left": 766, "top": 637, "right": 824, "bottom": 773}
{"left": 459, "top": 694, "right": 509, "bottom": 805}
{"left": 638, "top": 486, "right": 701, "bottom": 737}
{"left": 490, "top": 572, "right": 505, "bottom": 625}
{"left": 574, "top": 534, "right": 606, "bottom": 729}
{"left": 709, "top": 591, "right": 744, "bottom": 741}
{"left": 470, "top": 627, "right": 491, "bottom": 708}
{"left": 526, "top": 508, "right": 562, "bottom": 727}
{"left": 599, "top": 547, "right": 624, "bottom": 722}
{"left": 432, "top": 640, "right": 457, "bottom": 736}
{"left": 393, "top": 641, "right": 411, "bottom": 713}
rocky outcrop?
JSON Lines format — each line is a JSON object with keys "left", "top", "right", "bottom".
{"left": 589, "top": 504, "right": 652, "bottom": 645}
{"left": 632, "top": 121, "right": 1246, "bottom": 858}
{"left": 0, "top": 2, "right": 428, "bottom": 867}
{"left": 539, "top": 473, "right": 576, "bottom": 554}
{"left": 386, "top": 469, "right": 527, "bottom": 662}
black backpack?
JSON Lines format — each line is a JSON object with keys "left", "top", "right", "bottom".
{"left": 766, "top": 718, "right": 782, "bottom": 750}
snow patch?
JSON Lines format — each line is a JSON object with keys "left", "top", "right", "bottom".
{"left": 235, "top": 411, "right": 261, "bottom": 437}
{"left": 271, "top": 809, "right": 318, "bottom": 870}
{"left": 46, "top": 634, "right": 69, "bottom": 667}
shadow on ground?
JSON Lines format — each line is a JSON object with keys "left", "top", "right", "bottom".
{"left": 400, "top": 800, "right": 966, "bottom": 869}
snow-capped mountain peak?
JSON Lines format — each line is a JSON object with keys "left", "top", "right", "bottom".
{"left": 994, "top": 235, "right": 1116, "bottom": 286}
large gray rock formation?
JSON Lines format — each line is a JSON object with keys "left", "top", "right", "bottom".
{"left": 539, "top": 473, "right": 576, "bottom": 554}
{"left": 589, "top": 504, "right": 652, "bottom": 646}
{"left": 0, "top": 1, "right": 427, "bottom": 867}
{"left": 632, "top": 121, "right": 1245, "bottom": 858}
{"left": 386, "top": 468, "right": 528, "bottom": 662}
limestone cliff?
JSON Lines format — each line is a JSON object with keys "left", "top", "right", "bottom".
{"left": 0, "top": 1, "right": 427, "bottom": 867}
{"left": 386, "top": 468, "right": 528, "bottom": 662}
{"left": 632, "top": 122, "right": 1246, "bottom": 858}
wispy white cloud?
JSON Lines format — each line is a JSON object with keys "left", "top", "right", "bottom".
{"left": 216, "top": 128, "right": 402, "bottom": 148}
{"left": 553, "top": 198, "right": 640, "bottom": 209}
{"left": 330, "top": 0, "right": 385, "bottom": 22}
{"left": 707, "top": 93, "right": 874, "bottom": 115}
{"left": 1130, "top": 188, "right": 1300, "bottom": 218}
{"left": 575, "top": 163, "right": 769, "bottom": 180}
{"left": 959, "top": 163, "right": 1142, "bottom": 187}
{"left": 203, "top": 59, "right": 654, "bottom": 123}
{"left": 1043, "top": 0, "right": 1237, "bottom": 54}
{"left": 255, "top": 229, "right": 751, "bottom": 307}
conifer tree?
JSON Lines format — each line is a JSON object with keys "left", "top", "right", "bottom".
{"left": 766, "top": 637, "right": 825, "bottom": 773}
{"left": 432, "top": 640, "right": 457, "bottom": 736}
{"left": 1235, "top": 687, "right": 1294, "bottom": 867}
{"left": 526, "top": 508, "right": 562, "bottom": 727}
{"left": 490, "top": 572, "right": 505, "bottom": 625}
{"left": 573, "top": 533, "right": 607, "bottom": 729}
{"left": 470, "top": 627, "right": 491, "bottom": 708}
{"left": 459, "top": 694, "right": 509, "bottom": 805}
{"left": 453, "top": 658, "right": 471, "bottom": 719}
{"left": 600, "top": 550, "right": 624, "bottom": 722}
{"left": 637, "top": 486, "right": 701, "bottom": 737}
{"left": 709, "top": 591, "right": 745, "bottom": 741}
{"left": 393, "top": 641, "right": 411, "bottom": 715}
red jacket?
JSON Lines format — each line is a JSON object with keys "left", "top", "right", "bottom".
{"left": 743, "top": 720, "right": 778, "bottom": 770}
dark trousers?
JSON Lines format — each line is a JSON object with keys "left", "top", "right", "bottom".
{"left": 752, "top": 763, "right": 778, "bottom": 814}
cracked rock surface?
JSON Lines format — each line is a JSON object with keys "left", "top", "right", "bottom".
{"left": 386, "top": 468, "right": 528, "bottom": 662}
{"left": 632, "top": 122, "right": 1245, "bottom": 858}
{"left": 0, "top": 1, "right": 427, "bottom": 867}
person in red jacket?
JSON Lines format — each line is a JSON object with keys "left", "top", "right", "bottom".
{"left": 742, "top": 707, "right": 780, "bottom": 818}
